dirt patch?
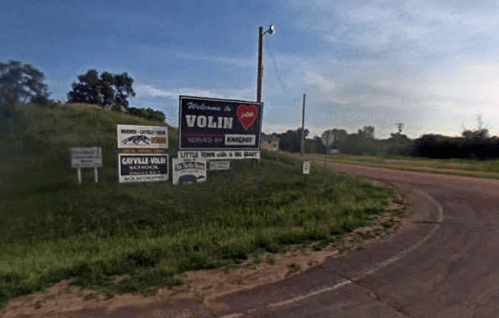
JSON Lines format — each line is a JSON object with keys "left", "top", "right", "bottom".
{"left": 1, "top": 185, "right": 407, "bottom": 318}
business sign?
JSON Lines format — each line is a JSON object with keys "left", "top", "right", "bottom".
{"left": 303, "top": 161, "right": 311, "bottom": 175}
{"left": 209, "top": 160, "right": 230, "bottom": 171}
{"left": 178, "top": 150, "right": 260, "bottom": 160}
{"left": 119, "top": 154, "right": 169, "bottom": 183}
{"left": 179, "top": 96, "right": 263, "bottom": 150}
{"left": 117, "top": 125, "right": 168, "bottom": 149}
{"left": 71, "top": 147, "right": 102, "bottom": 168}
{"left": 172, "top": 158, "right": 207, "bottom": 185}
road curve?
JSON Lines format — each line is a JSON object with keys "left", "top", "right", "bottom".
{"left": 68, "top": 161, "right": 499, "bottom": 318}
{"left": 210, "top": 161, "right": 499, "bottom": 318}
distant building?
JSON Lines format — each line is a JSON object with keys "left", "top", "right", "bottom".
{"left": 261, "top": 133, "right": 280, "bottom": 151}
{"left": 327, "top": 148, "right": 340, "bottom": 155}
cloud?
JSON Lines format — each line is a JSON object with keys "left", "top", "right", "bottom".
{"left": 136, "top": 85, "right": 254, "bottom": 101}
{"left": 178, "top": 53, "right": 254, "bottom": 68}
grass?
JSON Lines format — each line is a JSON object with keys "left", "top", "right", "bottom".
{"left": 0, "top": 103, "right": 394, "bottom": 310}
{"left": 308, "top": 153, "right": 499, "bottom": 180}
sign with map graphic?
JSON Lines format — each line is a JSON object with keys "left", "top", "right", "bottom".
{"left": 179, "top": 96, "right": 263, "bottom": 150}
{"left": 172, "top": 158, "right": 207, "bottom": 185}
{"left": 117, "top": 124, "right": 168, "bottom": 149}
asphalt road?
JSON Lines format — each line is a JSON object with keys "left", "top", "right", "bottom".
{"left": 211, "top": 161, "right": 499, "bottom": 318}
{"left": 72, "top": 161, "right": 499, "bottom": 318}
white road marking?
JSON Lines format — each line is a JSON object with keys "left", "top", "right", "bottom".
{"left": 219, "top": 190, "right": 444, "bottom": 317}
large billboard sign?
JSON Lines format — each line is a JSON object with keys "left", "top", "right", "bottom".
{"left": 117, "top": 125, "right": 168, "bottom": 149}
{"left": 179, "top": 96, "right": 263, "bottom": 150}
{"left": 118, "top": 154, "right": 169, "bottom": 183}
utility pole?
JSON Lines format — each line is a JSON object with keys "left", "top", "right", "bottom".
{"left": 257, "top": 27, "right": 264, "bottom": 103}
{"left": 301, "top": 93, "right": 306, "bottom": 156}
{"left": 256, "top": 25, "right": 274, "bottom": 103}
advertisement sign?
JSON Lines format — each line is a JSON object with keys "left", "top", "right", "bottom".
{"left": 71, "top": 147, "right": 102, "bottom": 168}
{"left": 178, "top": 150, "right": 260, "bottom": 160}
{"left": 303, "top": 161, "right": 311, "bottom": 175}
{"left": 172, "top": 158, "right": 207, "bottom": 185}
{"left": 119, "top": 154, "right": 169, "bottom": 183}
{"left": 117, "top": 125, "right": 168, "bottom": 149}
{"left": 179, "top": 96, "right": 263, "bottom": 150}
{"left": 209, "top": 161, "right": 230, "bottom": 171}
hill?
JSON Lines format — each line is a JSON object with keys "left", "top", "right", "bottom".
{"left": 0, "top": 103, "right": 397, "bottom": 309}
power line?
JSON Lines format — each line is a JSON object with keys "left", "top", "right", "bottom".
{"left": 265, "top": 40, "right": 291, "bottom": 96}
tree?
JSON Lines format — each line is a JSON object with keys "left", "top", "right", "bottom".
{"left": 67, "top": 70, "right": 136, "bottom": 111}
{"left": 0, "top": 60, "right": 50, "bottom": 107}
{"left": 358, "top": 125, "right": 375, "bottom": 138}
{"left": 279, "top": 128, "right": 309, "bottom": 153}
{"left": 389, "top": 123, "right": 408, "bottom": 141}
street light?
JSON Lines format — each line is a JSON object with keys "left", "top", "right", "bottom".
{"left": 256, "top": 24, "right": 275, "bottom": 103}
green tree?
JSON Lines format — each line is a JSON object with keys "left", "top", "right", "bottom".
{"left": 67, "top": 70, "right": 136, "bottom": 111}
{"left": 279, "top": 128, "right": 309, "bottom": 153}
{"left": 0, "top": 60, "right": 50, "bottom": 108}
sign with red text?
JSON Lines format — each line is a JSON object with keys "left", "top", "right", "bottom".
{"left": 179, "top": 96, "right": 263, "bottom": 150}
{"left": 303, "top": 161, "right": 311, "bottom": 175}
{"left": 117, "top": 125, "right": 168, "bottom": 149}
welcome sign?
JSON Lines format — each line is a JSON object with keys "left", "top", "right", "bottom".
{"left": 179, "top": 96, "right": 263, "bottom": 150}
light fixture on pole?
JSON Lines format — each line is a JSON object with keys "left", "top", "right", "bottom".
{"left": 256, "top": 24, "right": 275, "bottom": 103}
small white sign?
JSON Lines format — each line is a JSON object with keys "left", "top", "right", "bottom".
{"left": 117, "top": 124, "right": 168, "bottom": 149}
{"left": 177, "top": 150, "right": 260, "bottom": 160}
{"left": 172, "top": 158, "right": 207, "bottom": 185}
{"left": 209, "top": 160, "right": 230, "bottom": 171}
{"left": 303, "top": 161, "right": 311, "bottom": 175}
{"left": 71, "top": 147, "right": 102, "bottom": 168}
{"left": 225, "top": 134, "right": 256, "bottom": 146}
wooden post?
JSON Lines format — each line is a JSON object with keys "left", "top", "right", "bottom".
{"left": 77, "top": 167, "right": 81, "bottom": 185}
{"left": 301, "top": 94, "right": 306, "bottom": 156}
{"left": 94, "top": 167, "right": 98, "bottom": 183}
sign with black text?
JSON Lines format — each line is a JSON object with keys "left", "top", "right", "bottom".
{"left": 119, "top": 154, "right": 169, "bottom": 183}
{"left": 179, "top": 96, "right": 263, "bottom": 150}
{"left": 172, "top": 158, "right": 207, "bottom": 185}
{"left": 209, "top": 161, "right": 230, "bottom": 171}
{"left": 178, "top": 150, "right": 260, "bottom": 160}
{"left": 71, "top": 147, "right": 102, "bottom": 168}
{"left": 117, "top": 124, "right": 168, "bottom": 149}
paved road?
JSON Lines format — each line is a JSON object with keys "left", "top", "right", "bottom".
{"left": 73, "top": 161, "right": 499, "bottom": 318}
{"left": 210, "top": 161, "right": 499, "bottom": 318}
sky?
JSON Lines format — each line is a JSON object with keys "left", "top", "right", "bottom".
{"left": 2, "top": 0, "right": 499, "bottom": 139}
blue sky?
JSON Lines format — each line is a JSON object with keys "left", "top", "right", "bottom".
{"left": 2, "top": 0, "right": 499, "bottom": 138}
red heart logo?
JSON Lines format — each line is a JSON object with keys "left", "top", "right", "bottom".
{"left": 237, "top": 104, "right": 259, "bottom": 131}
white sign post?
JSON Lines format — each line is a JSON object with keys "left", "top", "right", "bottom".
{"left": 71, "top": 147, "right": 103, "bottom": 185}
{"left": 303, "top": 161, "right": 311, "bottom": 175}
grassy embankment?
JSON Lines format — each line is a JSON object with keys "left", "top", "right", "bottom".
{"left": 309, "top": 153, "right": 499, "bottom": 180}
{"left": 0, "top": 103, "right": 398, "bottom": 309}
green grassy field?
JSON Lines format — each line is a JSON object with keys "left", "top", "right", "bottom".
{"left": 0, "top": 104, "right": 396, "bottom": 308}
{"left": 310, "top": 153, "right": 499, "bottom": 179}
